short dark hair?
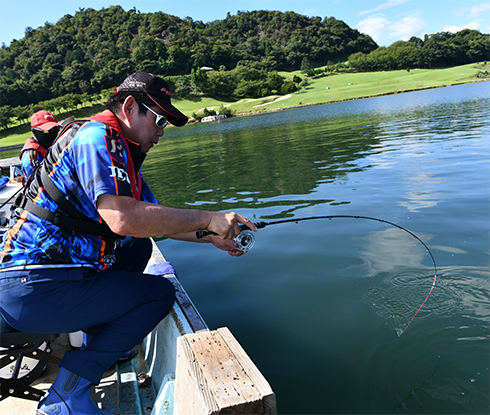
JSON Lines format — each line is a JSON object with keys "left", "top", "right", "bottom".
{"left": 106, "top": 91, "right": 155, "bottom": 115}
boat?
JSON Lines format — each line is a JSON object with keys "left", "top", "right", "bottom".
{"left": 0, "top": 160, "right": 23, "bottom": 228}
{"left": 0, "top": 158, "right": 277, "bottom": 415}
{"left": 201, "top": 114, "right": 227, "bottom": 123}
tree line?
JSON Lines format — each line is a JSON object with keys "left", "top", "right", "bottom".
{"left": 348, "top": 30, "right": 489, "bottom": 72}
{"left": 0, "top": 65, "right": 300, "bottom": 128}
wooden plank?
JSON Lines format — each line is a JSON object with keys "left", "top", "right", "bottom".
{"left": 174, "top": 328, "right": 277, "bottom": 415}
{"left": 217, "top": 328, "right": 277, "bottom": 414}
{"left": 175, "top": 333, "right": 219, "bottom": 415}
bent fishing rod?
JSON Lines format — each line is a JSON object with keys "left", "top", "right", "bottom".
{"left": 197, "top": 214, "right": 437, "bottom": 336}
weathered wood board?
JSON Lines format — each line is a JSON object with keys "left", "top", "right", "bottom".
{"left": 175, "top": 327, "right": 277, "bottom": 415}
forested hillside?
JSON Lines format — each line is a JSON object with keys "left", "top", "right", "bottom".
{"left": 0, "top": 6, "right": 377, "bottom": 108}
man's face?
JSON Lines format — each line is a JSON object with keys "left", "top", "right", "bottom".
{"left": 128, "top": 103, "right": 165, "bottom": 154}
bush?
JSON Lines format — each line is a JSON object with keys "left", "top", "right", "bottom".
{"left": 281, "top": 82, "right": 297, "bottom": 94}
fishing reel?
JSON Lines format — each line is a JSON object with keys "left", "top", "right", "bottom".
{"left": 196, "top": 226, "right": 258, "bottom": 252}
{"left": 233, "top": 229, "right": 255, "bottom": 252}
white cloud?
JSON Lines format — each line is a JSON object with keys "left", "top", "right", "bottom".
{"left": 452, "top": 6, "right": 467, "bottom": 18}
{"left": 359, "top": 0, "right": 411, "bottom": 16}
{"left": 443, "top": 22, "right": 481, "bottom": 32}
{"left": 452, "top": 3, "right": 490, "bottom": 19}
{"left": 469, "top": 3, "right": 490, "bottom": 17}
{"left": 389, "top": 16, "right": 427, "bottom": 40}
{"left": 356, "top": 13, "right": 427, "bottom": 45}
{"left": 302, "top": 8, "right": 319, "bottom": 16}
{"left": 356, "top": 14, "right": 391, "bottom": 43}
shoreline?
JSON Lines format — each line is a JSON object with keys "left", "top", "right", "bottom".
{"left": 1, "top": 77, "right": 487, "bottom": 150}
{"left": 231, "top": 78, "right": 487, "bottom": 119}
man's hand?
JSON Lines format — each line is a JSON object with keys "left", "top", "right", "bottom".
{"left": 207, "top": 235, "right": 248, "bottom": 257}
{"left": 206, "top": 211, "right": 257, "bottom": 239}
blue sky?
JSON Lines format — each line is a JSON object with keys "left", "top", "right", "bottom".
{"left": 0, "top": 0, "right": 489, "bottom": 47}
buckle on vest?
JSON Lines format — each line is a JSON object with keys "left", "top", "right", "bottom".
{"left": 53, "top": 212, "right": 61, "bottom": 225}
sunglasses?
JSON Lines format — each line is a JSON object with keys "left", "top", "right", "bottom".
{"left": 142, "top": 103, "right": 168, "bottom": 129}
{"left": 33, "top": 126, "right": 60, "bottom": 134}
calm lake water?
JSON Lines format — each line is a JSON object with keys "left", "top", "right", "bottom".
{"left": 145, "top": 82, "right": 489, "bottom": 414}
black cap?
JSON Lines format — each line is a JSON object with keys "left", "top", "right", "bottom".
{"left": 117, "top": 72, "right": 188, "bottom": 127}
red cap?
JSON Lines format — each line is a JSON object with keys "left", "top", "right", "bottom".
{"left": 31, "top": 110, "right": 60, "bottom": 131}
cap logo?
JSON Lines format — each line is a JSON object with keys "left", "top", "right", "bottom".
{"left": 161, "top": 87, "right": 171, "bottom": 97}
{"left": 45, "top": 114, "right": 56, "bottom": 121}
{"left": 127, "top": 80, "right": 146, "bottom": 88}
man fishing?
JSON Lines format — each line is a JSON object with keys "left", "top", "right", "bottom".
{"left": 0, "top": 71, "right": 256, "bottom": 415}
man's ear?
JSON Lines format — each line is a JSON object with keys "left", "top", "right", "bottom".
{"left": 116, "top": 95, "right": 138, "bottom": 134}
{"left": 121, "top": 95, "right": 137, "bottom": 122}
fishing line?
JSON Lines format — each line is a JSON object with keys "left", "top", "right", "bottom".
{"left": 197, "top": 215, "right": 437, "bottom": 335}
{"left": 160, "top": 171, "right": 222, "bottom": 203}
{"left": 210, "top": 169, "right": 226, "bottom": 207}
{"left": 391, "top": 344, "right": 441, "bottom": 413}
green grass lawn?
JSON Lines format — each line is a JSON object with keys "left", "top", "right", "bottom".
{"left": 1, "top": 62, "right": 487, "bottom": 151}
{"left": 193, "top": 62, "right": 486, "bottom": 114}
{"left": 268, "top": 63, "right": 485, "bottom": 110}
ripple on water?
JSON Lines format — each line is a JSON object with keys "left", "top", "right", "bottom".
{"left": 363, "top": 268, "right": 471, "bottom": 333}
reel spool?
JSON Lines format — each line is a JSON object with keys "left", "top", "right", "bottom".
{"left": 233, "top": 230, "right": 255, "bottom": 252}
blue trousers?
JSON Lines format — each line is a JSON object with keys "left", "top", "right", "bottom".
{"left": 0, "top": 238, "right": 176, "bottom": 384}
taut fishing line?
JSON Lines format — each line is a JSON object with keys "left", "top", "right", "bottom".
{"left": 161, "top": 171, "right": 222, "bottom": 203}
{"left": 197, "top": 215, "right": 437, "bottom": 336}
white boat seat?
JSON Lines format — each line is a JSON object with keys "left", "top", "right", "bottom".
{"left": 0, "top": 313, "right": 60, "bottom": 402}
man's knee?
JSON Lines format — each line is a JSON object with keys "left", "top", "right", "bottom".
{"left": 153, "top": 276, "right": 176, "bottom": 317}
{"left": 158, "top": 276, "right": 176, "bottom": 302}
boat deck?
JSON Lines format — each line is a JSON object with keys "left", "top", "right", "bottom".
{"left": 0, "top": 334, "right": 122, "bottom": 414}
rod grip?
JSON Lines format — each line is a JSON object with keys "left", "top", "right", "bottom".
{"left": 196, "top": 230, "right": 217, "bottom": 239}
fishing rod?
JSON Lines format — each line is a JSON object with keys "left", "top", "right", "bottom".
{"left": 197, "top": 214, "right": 437, "bottom": 335}
{"left": 0, "top": 186, "right": 23, "bottom": 210}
